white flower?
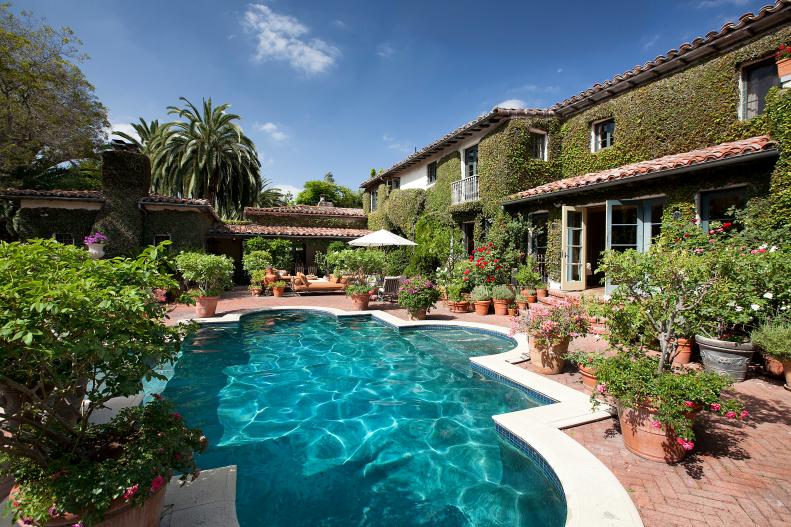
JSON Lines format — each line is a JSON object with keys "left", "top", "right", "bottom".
{"left": 750, "top": 303, "right": 760, "bottom": 311}
{"left": 763, "top": 292, "right": 773, "bottom": 299}
{"left": 770, "top": 245, "right": 778, "bottom": 253}
{"left": 735, "top": 306, "right": 743, "bottom": 312}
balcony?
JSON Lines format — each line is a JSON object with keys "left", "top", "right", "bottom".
{"left": 451, "top": 175, "right": 479, "bottom": 205}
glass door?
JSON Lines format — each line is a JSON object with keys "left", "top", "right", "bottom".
{"left": 605, "top": 198, "right": 664, "bottom": 293}
{"left": 561, "top": 206, "right": 586, "bottom": 291}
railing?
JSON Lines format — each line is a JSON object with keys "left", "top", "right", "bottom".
{"left": 451, "top": 175, "right": 479, "bottom": 205}
{"left": 294, "top": 265, "right": 319, "bottom": 276}
{"left": 533, "top": 252, "right": 548, "bottom": 283}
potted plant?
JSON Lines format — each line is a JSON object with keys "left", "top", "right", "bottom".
{"left": 751, "top": 320, "right": 791, "bottom": 390}
{"left": 514, "top": 262, "right": 541, "bottom": 297}
{"left": 83, "top": 231, "right": 108, "bottom": 259}
{"left": 398, "top": 276, "right": 441, "bottom": 320}
{"left": 515, "top": 293, "right": 529, "bottom": 311}
{"left": 0, "top": 240, "right": 206, "bottom": 526}
{"left": 592, "top": 354, "right": 747, "bottom": 463}
{"left": 249, "top": 269, "right": 266, "bottom": 296}
{"left": 526, "top": 289, "right": 537, "bottom": 304}
{"left": 446, "top": 283, "right": 469, "bottom": 313}
{"left": 465, "top": 242, "right": 508, "bottom": 288}
{"left": 174, "top": 252, "right": 234, "bottom": 317}
{"left": 507, "top": 303, "right": 518, "bottom": 317}
{"left": 535, "top": 283, "right": 548, "bottom": 298}
{"left": 513, "top": 300, "right": 589, "bottom": 374}
{"left": 567, "top": 351, "right": 605, "bottom": 390}
{"left": 491, "top": 285, "right": 515, "bottom": 315}
{"left": 268, "top": 279, "right": 287, "bottom": 297}
{"left": 242, "top": 250, "right": 273, "bottom": 277}
{"left": 346, "top": 283, "right": 373, "bottom": 310}
{"left": 776, "top": 43, "right": 791, "bottom": 82}
{"left": 470, "top": 285, "right": 492, "bottom": 316}
{"left": 673, "top": 336, "right": 694, "bottom": 365}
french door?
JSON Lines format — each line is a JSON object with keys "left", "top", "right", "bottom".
{"left": 604, "top": 199, "right": 664, "bottom": 294}
{"left": 561, "top": 206, "right": 587, "bottom": 291}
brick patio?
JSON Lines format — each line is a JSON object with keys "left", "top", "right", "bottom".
{"left": 167, "top": 289, "right": 791, "bottom": 526}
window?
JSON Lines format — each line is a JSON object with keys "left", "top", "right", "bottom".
{"left": 741, "top": 58, "right": 780, "bottom": 119}
{"left": 591, "top": 119, "right": 615, "bottom": 152}
{"left": 53, "top": 232, "right": 74, "bottom": 245}
{"left": 386, "top": 178, "right": 400, "bottom": 191}
{"left": 370, "top": 189, "right": 378, "bottom": 211}
{"left": 528, "top": 213, "right": 548, "bottom": 255}
{"left": 461, "top": 222, "right": 475, "bottom": 255}
{"left": 153, "top": 233, "right": 172, "bottom": 245}
{"left": 464, "top": 145, "right": 478, "bottom": 178}
{"left": 427, "top": 162, "right": 437, "bottom": 184}
{"left": 700, "top": 188, "right": 747, "bottom": 231}
{"left": 529, "top": 132, "right": 547, "bottom": 161}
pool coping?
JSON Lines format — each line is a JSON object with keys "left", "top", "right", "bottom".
{"left": 185, "top": 306, "right": 644, "bottom": 527}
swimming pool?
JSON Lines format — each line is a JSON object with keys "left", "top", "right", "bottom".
{"left": 159, "top": 311, "right": 566, "bottom": 526}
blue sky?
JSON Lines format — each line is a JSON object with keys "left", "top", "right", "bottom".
{"left": 18, "top": 0, "right": 771, "bottom": 196}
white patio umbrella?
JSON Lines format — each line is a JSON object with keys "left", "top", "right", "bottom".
{"left": 348, "top": 229, "right": 417, "bottom": 248}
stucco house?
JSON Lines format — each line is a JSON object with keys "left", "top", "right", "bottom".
{"left": 360, "top": 0, "right": 790, "bottom": 294}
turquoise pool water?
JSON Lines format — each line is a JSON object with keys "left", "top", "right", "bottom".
{"left": 159, "top": 311, "right": 566, "bottom": 526}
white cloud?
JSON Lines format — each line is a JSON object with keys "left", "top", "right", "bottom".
{"left": 557, "top": 68, "right": 563, "bottom": 73}
{"left": 383, "top": 134, "right": 412, "bottom": 154}
{"left": 332, "top": 19, "right": 346, "bottom": 29}
{"left": 642, "top": 34, "right": 660, "bottom": 50}
{"left": 376, "top": 42, "right": 394, "bottom": 59}
{"left": 243, "top": 3, "right": 339, "bottom": 75}
{"left": 275, "top": 183, "right": 301, "bottom": 197}
{"left": 696, "top": 0, "right": 748, "bottom": 8}
{"left": 495, "top": 99, "right": 528, "bottom": 109}
{"left": 255, "top": 121, "right": 288, "bottom": 142}
{"left": 107, "top": 123, "right": 140, "bottom": 142}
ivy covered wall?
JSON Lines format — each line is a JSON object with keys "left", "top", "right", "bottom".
{"left": 13, "top": 207, "right": 98, "bottom": 244}
{"left": 248, "top": 213, "right": 367, "bottom": 229}
{"left": 142, "top": 210, "right": 215, "bottom": 252}
{"left": 385, "top": 188, "right": 425, "bottom": 237}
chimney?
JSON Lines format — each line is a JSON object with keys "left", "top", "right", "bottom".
{"left": 317, "top": 195, "right": 333, "bottom": 207}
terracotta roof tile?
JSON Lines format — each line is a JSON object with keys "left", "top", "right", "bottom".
{"left": 209, "top": 224, "right": 372, "bottom": 238}
{"left": 140, "top": 195, "right": 211, "bottom": 206}
{"left": 244, "top": 205, "right": 366, "bottom": 217}
{"left": 504, "top": 136, "right": 777, "bottom": 203}
{"left": 0, "top": 188, "right": 104, "bottom": 200}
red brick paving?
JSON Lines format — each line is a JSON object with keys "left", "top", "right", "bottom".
{"left": 168, "top": 289, "right": 791, "bottom": 526}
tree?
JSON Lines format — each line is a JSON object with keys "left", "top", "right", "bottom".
{"left": 295, "top": 180, "right": 362, "bottom": 208}
{"left": 112, "top": 118, "right": 171, "bottom": 158}
{"left": 323, "top": 171, "right": 335, "bottom": 183}
{"left": 0, "top": 6, "right": 107, "bottom": 176}
{"left": 256, "top": 177, "right": 288, "bottom": 207}
{"left": 148, "top": 97, "right": 261, "bottom": 219}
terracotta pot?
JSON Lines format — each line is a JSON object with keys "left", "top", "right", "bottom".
{"left": 516, "top": 301, "right": 528, "bottom": 311}
{"left": 492, "top": 299, "right": 509, "bottom": 315}
{"left": 578, "top": 363, "right": 597, "bottom": 389}
{"left": 672, "top": 337, "right": 694, "bottom": 365}
{"left": 763, "top": 355, "right": 784, "bottom": 377}
{"left": 527, "top": 295, "right": 537, "bottom": 303}
{"left": 271, "top": 287, "right": 285, "bottom": 297}
{"left": 536, "top": 288, "right": 548, "bottom": 298}
{"left": 781, "top": 359, "right": 791, "bottom": 391}
{"left": 14, "top": 483, "right": 166, "bottom": 527}
{"left": 449, "top": 301, "right": 469, "bottom": 313}
{"left": 473, "top": 300, "right": 491, "bottom": 316}
{"left": 618, "top": 404, "right": 688, "bottom": 463}
{"left": 520, "top": 288, "right": 531, "bottom": 297}
{"left": 351, "top": 293, "right": 370, "bottom": 311}
{"left": 528, "top": 337, "right": 570, "bottom": 375}
{"left": 195, "top": 296, "right": 219, "bottom": 317}
{"left": 409, "top": 308, "right": 427, "bottom": 320}
{"left": 249, "top": 288, "right": 262, "bottom": 297}
{"left": 508, "top": 307, "right": 518, "bottom": 316}
{"left": 777, "top": 58, "right": 791, "bottom": 80}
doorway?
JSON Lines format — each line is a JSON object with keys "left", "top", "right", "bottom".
{"left": 586, "top": 207, "right": 606, "bottom": 287}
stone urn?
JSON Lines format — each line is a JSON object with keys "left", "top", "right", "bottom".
{"left": 696, "top": 335, "right": 754, "bottom": 382}
{"left": 87, "top": 243, "right": 105, "bottom": 260}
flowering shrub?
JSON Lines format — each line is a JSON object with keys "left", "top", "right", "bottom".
{"left": 464, "top": 242, "right": 507, "bottom": 286}
{"left": 591, "top": 353, "right": 746, "bottom": 444}
{"left": 513, "top": 300, "right": 589, "bottom": 347}
{"left": 6, "top": 397, "right": 206, "bottom": 525}
{"left": 398, "top": 276, "right": 441, "bottom": 313}
{"left": 83, "top": 231, "right": 108, "bottom": 245}
{"left": 776, "top": 43, "right": 791, "bottom": 61}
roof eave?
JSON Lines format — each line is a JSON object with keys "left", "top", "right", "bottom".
{"left": 502, "top": 148, "right": 779, "bottom": 206}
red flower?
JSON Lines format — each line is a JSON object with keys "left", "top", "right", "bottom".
{"left": 149, "top": 475, "right": 166, "bottom": 495}
{"left": 463, "top": 269, "right": 470, "bottom": 275}
{"left": 469, "top": 255, "right": 473, "bottom": 262}
{"left": 493, "top": 259, "right": 499, "bottom": 263}
{"left": 722, "top": 222, "right": 732, "bottom": 229}
{"left": 683, "top": 400, "right": 695, "bottom": 408}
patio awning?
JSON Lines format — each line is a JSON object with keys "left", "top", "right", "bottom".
{"left": 348, "top": 229, "right": 416, "bottom": 247}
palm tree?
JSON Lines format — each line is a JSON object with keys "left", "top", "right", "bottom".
{"left": 256, "top": 177, "right": 287, "bottom": 207}
{"left": 150, "top": 98, "right": 261, "bottom": 219}
{"left": 112, "top": 118, "right": 171, "bottom": 158}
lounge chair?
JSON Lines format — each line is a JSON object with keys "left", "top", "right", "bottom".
{"left": 290, "top": 272, "right": 347, "bottom": 294}
{"left": 379, "top": 276, "right": 401, "bottom": 302}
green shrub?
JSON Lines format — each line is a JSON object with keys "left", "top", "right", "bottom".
{"left": 174, "top": 252, "right": 234, "bottom": 296}
{"left": 470, "top": 285, "right": 491, "bottom": 302}
{"left": 326, "top": 249, "right": 386, "bottom": 278}
{"left": 491, "top": 284, "right": 515, "bottom": 301}
{"left": 447, "top": 282, "right": 465, "bottom": 302}
{"left": 384, "top": 247, "right": 412, "bottom": 276}
{"left": 242, "top": 250, "right": 273, "bottom": 273}
{"left": 405, "top": 252, "right": 441, "bottom": 277}
{"left": 250, "top": 268, "right": 267, "bottom": 286}
{"left": 244, "top": 238, "right": 294, "bottom": 270}
{"left": 514, "top": 261, "right": 541, "bottom": 288}
{"left": 751, "top": 321, "right": 791, "bottom": 360}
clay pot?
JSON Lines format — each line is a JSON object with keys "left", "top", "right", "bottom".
{"left": 536, "top": 288, "right": 548, "bottom": 298}
{"left": 507, "top": 307, "right": 518, "bottom": 316}
{"left": 764, "top": 355, "right": 784, "bottom": 377}
{"left": 195, "top": 296, "right": 219, "bottom": 317}
{"left": 578, "top": 363, "right": 597, "bottom": 390}
{"left": 492, "top": 299, "right": 509, "bottom": 315}
{"left": 14, "top": 483, "right": 167, "bottom": 527}
{"left": 249, "top": 288, "right": 262, "bottom": 297}
{"left": 473, "top": 300, "right": 491, "bottom": 316}
{"left": 516, "top": 301, "right": 528, "bottom": 311}
{"left": 618, "top": 404, "right": 689, "bottom": 463}
{"left": 672, "top": 337, "right": 694, "bottom": 365}
{"left": 777, "top": 58, "right": 791, "bottom": 80}
{"left": 409, "top": 308, "right": 427, "bottom": 320}
{"left": 351, "top": 293, "right": 370, "bottom": 311}
{"left": 520, "top": 288, "right": 532, "bottom": 297}
{"left": 449, "top": 301, "right": 469, "bottom": 313}
{"left": 527, "top": 295, "right": 537, "bottom": 303}
{"left": 271, "top": 287, "right": 285, "bottom": 298}
{"left": 780, "top": 358, "right": 791, "bottom": 391}
{"left": 528, "top": 337, "right": 570, "bottom": 375}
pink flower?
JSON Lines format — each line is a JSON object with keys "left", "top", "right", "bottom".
{"left": 676, "top": 438, "right": 695, "bottom": 451}
{"left": 596, "top": 383, "right": 607, "bottom": 394}
{"left": 740, "top": 410, "right": 749, "bottom": 420}
{"left": 709, "top": 239, "right": 716, "bottom": 244}
{"left": 710, "top": 403, "right": 721, "bottom": 411}
{"left": 149, "top": 475, "right": 166, "bottom": 495}
{"left": 48, "top": 505, "right": 59, "bottom": 518}
{"left": 171, "top": 412, "right": 181, "bottom": 420}
{"left": 651, "top": 420, "right": 662, "bottom": 429}
{"left": 683, "top": 401, "right": 695, "bottom": 408}
{"left": 123, "top": 484, "right": 139, "bottom": 501}
{"left": 725, "top": 411, "right": 737, "bottom": 419}
{"left": 750, "top": 249, "right": 758, "bottom": 254}
{"left": 758, "top": 248, "right": 766, "bottom": 253}
{"left": 709, "top": 229, "right": 715, "bottom": 235}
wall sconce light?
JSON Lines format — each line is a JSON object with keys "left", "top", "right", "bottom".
{"left": 553, "top": 202, "right": 562, "bottom": 208}
{"left": 672, "top": 210, "right": 682, "bottom": 220}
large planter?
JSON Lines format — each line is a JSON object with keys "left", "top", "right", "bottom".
{"left": 764, "top": 355, "right": 784, "bottom": 377}
{"left": 195, "top": 296, "right": 219, "bottom": 317}
{"left": 696, "top": 335, "right": 754, "bottom": 382}
{"left": 528, "top": 337, "right": 570, "bottom": 375}
{"left": 536, "top": 288, "right": 548, "bottom": 298}
{"left": 777, "top": 358, "right": 791, "bottom": 391}
{"left": 14, "top": 483, "right": 167, "bottom": 527}
{"left": 516, "top": 301, "right": 528, "bottom": 311}
{"left": 351, "top": 294, "right": 370, "bottom": 311}
{"left": 408, "top": 308, "right": 427, "bottom": 320}
{"left": 86, "top": 243, "right": 105, "bottom": 260}
{"left": 672, "top": 337, "right": 694, "bottom": 365}
{"left": 492, "top": 299, "right": 509, "bottom": 315}
{"left": 448, "top": 301, "right": 469, "bottom": 313}
{"left": 473, "top": 300, "right": 491, "bottom": 316}
{"left": 578, "top": 363, "right": 597, "bottom": 390}
{"left": 618, "top": 404, "right": 688, "bottom": 463}
{"left": 271, "top": 287, "right": 285, "bottom": 298}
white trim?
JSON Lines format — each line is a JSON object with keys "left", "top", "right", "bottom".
{"left": 181, "top": 306, "right": 642, "bottom": 527}
{"left": 738, "top": 55, "right": 778, "bottom": 121}
{"left": 590, "top": 117, "right": 615, "bottom": 153}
